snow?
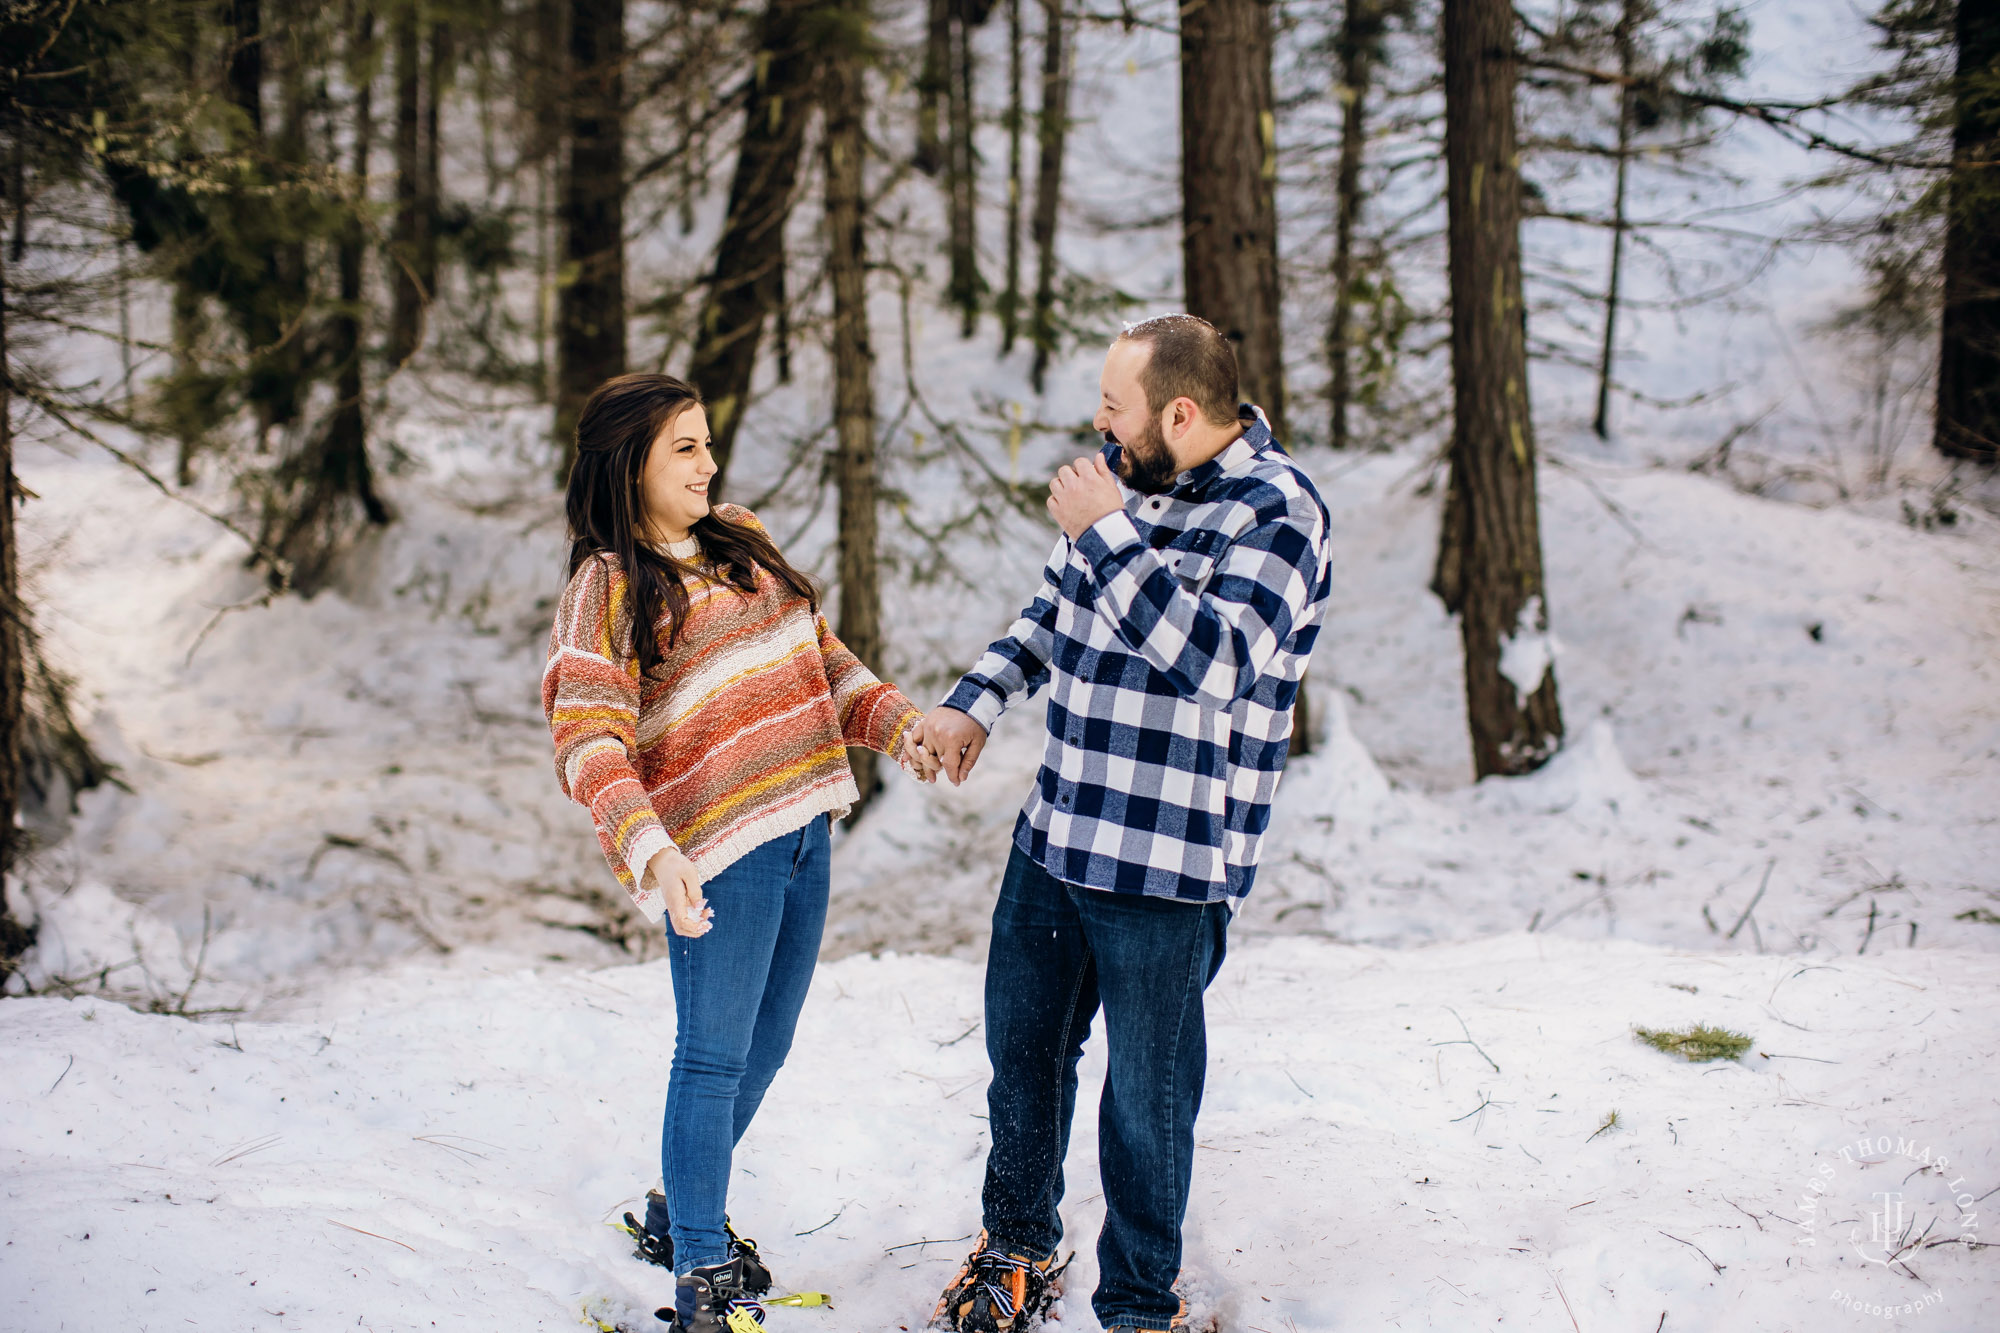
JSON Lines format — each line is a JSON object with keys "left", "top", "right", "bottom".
{"left": 6, "top": 935, "right": 1995, "bottom": 1331}
{"left": 1497, "top": 596, "right": 1560, "bottom": 702}
{"left": 7, "top": 0, "right": 2000, "bottom": 1328}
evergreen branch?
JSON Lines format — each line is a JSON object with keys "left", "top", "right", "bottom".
{"left": 14, "top": 385, "right": 292, "bottom": 588}
{"left": 1518, "top": 53, "right": 1966, "bottom": 172}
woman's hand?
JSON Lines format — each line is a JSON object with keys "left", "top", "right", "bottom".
{"left": 902, "top": 717, "right": 944, "bottom": 783}
{"left": 647, "top": 845, "right": 712, "bottom": 937}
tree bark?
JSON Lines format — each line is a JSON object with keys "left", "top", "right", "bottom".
{"left": 1179, "top": 0, "right": 1285, "bottom": 440}
{"left": 389, "top": 1, "right": 424, "bottom": 365}
{"left": 1440, "top": 0, "right": 1563, "bottom": 777}
{"left": 917, "top": 0, "right": 950, "bottom": 174}
{"left": 262, "top": 0, "right": 391, "bottom": 591}
{"left": 946, "top": 0, "right": 984, "bottom": 336}
{"left": 1592, "top": 0, "right": 1637, "bottom": 442}
{"left": 1935, "top": 0, "right": 2000, "bottom": 464}
{"left": 1328, "top": 0, "right": 1384, "bottom": 451}
{"left": 227, "top": 0, "right": 265, "bottom": 136}
{"left": 685, "top": 0, "right": 816, "bottom": 499}
{"left": 0, "top": 235, "right": 20, "bottom": 898}
{"left": 1000, "top": 0, "right": 1024, "bottom": 353}
{"left": 823, "top": 4, "right": 883, "bottom": 818}
{"left": 1028, "top": 0, "right": 1069, "bottom": 394}
{"left": 417, "top": 18, "right": 451, "bottom": 318}
{"left": 554, "top": 0, "right": 628, "bottom": 480}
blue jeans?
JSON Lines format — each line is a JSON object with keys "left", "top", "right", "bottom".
{"left": 981, "top": 846, "right": 1230, "bottom": 1329}
{"left": 659, "top": 814, "right": 830, "bottom": 1275}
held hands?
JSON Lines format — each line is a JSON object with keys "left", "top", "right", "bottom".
{"left": 1047, "top": 453, "right": 1124, "bottom": 540}
{"left": 647, "top": 845, "right": 712, "bottom": 938}
{"left": 921, "top": 705, "right": 988, "bottom": 787}
{"left": 901, "top": 716, "right": 944, "bottom": 784}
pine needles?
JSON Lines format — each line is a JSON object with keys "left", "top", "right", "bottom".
{"left": 1634, "top": 1023, "right": 1754, "bottom": 1062}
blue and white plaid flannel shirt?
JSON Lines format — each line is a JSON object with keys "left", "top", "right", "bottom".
{"left": 942, "top": 407, "right": 1333, "bottom": 905}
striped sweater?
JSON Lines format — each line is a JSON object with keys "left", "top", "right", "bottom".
{"left": 542, "top": 504, "right": 921, "bottom": 922}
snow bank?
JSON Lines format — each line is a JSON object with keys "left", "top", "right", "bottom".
{"left": 3, "top": 935, "right": 1995, "bottom": 1331}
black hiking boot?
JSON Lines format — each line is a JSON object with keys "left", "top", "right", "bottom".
{"left": 655, "top": 1253, "right": 768, "bottom": 1333}
{"left": 624, "top": 1190, "right": 772, "bottom": 1296}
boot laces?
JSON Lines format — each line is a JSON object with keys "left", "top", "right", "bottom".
{"left": 969, "top": 1245, "right": 1033, "bottom": 1319}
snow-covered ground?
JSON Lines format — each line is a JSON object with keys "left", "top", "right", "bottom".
{"left": 6, "top": 933, "right": 1995, "bottom": 1331}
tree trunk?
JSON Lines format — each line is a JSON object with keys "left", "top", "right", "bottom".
{"left": 417, "top": 19, "right": 451, "bottom": 319}
{"left": 685, "top": 0, "right": 816, "bottom": 499}
{"left": 389, "top": 3, "right": 423, "bottom": 365}
{"left": 946, "top": 0, "right": 983, "bottom": 336}
{"left": 1179, "top": 0, "right": 1286, "bottom": 440}
{"left": 262, "top": 0, "right": 391, "bottom": 591}
{"left": 917, "top": 0, "right": 950, "bottom": 174}
{"left": 227, "top": 0, "right": 265, "bottom": 136}
{"left": 554, "top": 0, "right": 628, "bottom": 480}
{"left": 1440, "top": 0, "right": 1563, "bottom": 777}
{"left": 1028, "top": 0, "right": 1069, "bottom": 394}
{"left": 0, "top": 238, "right": 20, "bottom": 904}
{"left": 1592, "top": 0, "right": 1637, "bottom": 442}
{"left": 1935, "top": 1, "right": 2000, "bottom": 464}
{"left": 1328, "top": 0, "right": 1383, "bottom": 451}
{"left": 1000, "top": 0, "right": 1024, "bottom": 353}
{"left": 823, "top": 4, "right": 883, "bottom": 818}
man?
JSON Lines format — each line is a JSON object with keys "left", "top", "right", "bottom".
{"left": 922, "top": 315, "right": 1332, "bottom": 1333}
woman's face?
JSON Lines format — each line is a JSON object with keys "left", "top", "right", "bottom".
{"left": 638, "top": 404, "right": 717, "bottom": 543}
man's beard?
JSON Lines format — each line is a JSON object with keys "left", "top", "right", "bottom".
{"left": 1107, "top": 415, "right": 1177, "bottom": 495}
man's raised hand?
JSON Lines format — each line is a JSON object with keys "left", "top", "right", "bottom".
{"left": 921, "top": 705, "right": 988, "bottom": 786}
{"left": 1046, "top": 453, "right": 1124, "bottom": 539}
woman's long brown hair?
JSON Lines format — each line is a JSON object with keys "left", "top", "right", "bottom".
{"left": 563, "top": 373, "right": 819, "bottom": 675}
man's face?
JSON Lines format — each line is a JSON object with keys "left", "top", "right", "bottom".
{"left": 1093, "top": 341, "right": 1178, "bottom": 496}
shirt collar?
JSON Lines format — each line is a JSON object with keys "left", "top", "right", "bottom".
{"left": 1174, "top": 404, "right": 1272, "bottom": 494}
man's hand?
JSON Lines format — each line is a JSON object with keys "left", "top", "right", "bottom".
{"left": 901, "top": 716, "right": 943, "bottom": 783}
{"left": 1047, "top": 453, "right": 1124, "bottom": 539}
{"left": 922, "top": 705, "right": 988, "bottom": 786}
{"left": 647, "top": 845, "right": 712, "bottom": 938}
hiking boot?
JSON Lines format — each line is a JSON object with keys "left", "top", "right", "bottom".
{"left": 655, "top": 1253, "right": 767, "bottom": 1333}
{"left": 625, "top": 1191, "right": 772, "bottom": 1296}
{"left": 930, "top": 1231, "right": 1070, "bottom": 1332}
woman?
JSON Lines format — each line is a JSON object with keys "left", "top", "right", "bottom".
{"left": 543, "top": 373, "right": 938, "bottom": 1331}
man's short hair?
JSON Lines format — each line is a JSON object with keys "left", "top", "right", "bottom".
{"left": 1114, "top": 314, "right": 1240, "bottom": 425}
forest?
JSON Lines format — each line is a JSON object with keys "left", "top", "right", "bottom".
{"left": 1, "top": 0, "right": 1998, "bottom": 1329}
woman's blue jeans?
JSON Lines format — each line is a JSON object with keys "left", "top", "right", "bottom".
{"left": 980, "top": 846, "right": 1230, "bottom": 1330}
{"left": 658, "top": 814, "right": 830, "bottom": 1275}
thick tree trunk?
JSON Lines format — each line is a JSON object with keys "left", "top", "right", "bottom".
{"left": 1179, "top": 0, "right": 1286, "bottom": 440}
{"left": 823, "top": 7, "right": 883, "bottom": 818}
{"left": 1028, "top": 0, "right": 1069, "bottom": 394}
{"left": 1000, "top": 0, "right": 1024, "bottom": 353}
{"left": 946, "top": 0, "right": 983, "bottom": 335}
{"left": 1328, "top": 0, "right": 1383, "bottom": 451}
{"left": 389, "top": 2, "right": 424, "bottom": 365}
{"left": 1935, "top": 1, "right": 2000, "bottom": 464}
{"left": 685, "top": 0, "right": 816, "bottom": 498}
{"left": 554, "top": 0, "right": 627, "bottom": 480}
{"left": 1440, "top": 0, "right": 1563, "bottom": 777}
{"left": 1592, "top": 0, "right": 1637, "bottom": 442}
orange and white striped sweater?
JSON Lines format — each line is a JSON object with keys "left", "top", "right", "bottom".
{"left": 542, "top": 504, "right": 921, "bottom": 922}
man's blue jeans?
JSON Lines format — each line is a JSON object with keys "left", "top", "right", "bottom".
{"left": 981, "top": 845, "right": 1230, "bottom": 1329}
{"left": 657, "top": 814, "right": 830, "bottom": 1275}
